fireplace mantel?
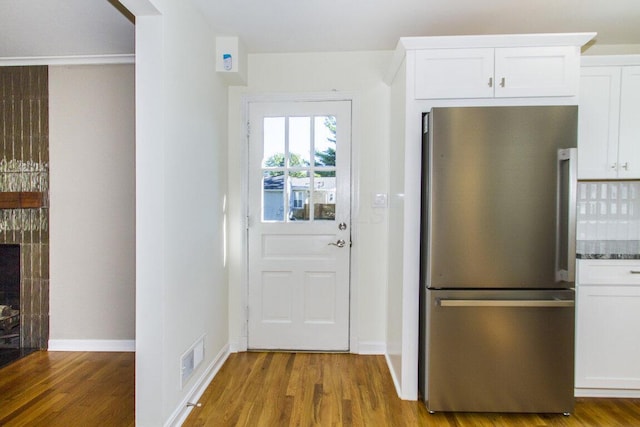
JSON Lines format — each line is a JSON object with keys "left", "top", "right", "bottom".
{"left": 0, "top": 192, "right": 46, "bottom": 209}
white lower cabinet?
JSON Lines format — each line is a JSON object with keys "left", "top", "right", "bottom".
{"left": 575, "top": 260, "right": 640, "bottom": 395}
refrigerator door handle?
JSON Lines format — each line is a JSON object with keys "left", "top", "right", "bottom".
{"left": 556, "top": 148, "right": 577, "bottom": 283}
{"left": 438, "top": 299, "right": 574, "bottom": 308}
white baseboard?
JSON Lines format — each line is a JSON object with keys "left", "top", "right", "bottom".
{"left": 356, "top": 341, "right": 386, "bottom": 355}
{"left": 228, "top": 338, "right": 382, "bottom": 354}
{"left": 166, "top": 343, "right": 231, "bottom": 427}
{"left": 228, "top": 338, "right": 246, "bottom": 353}
{"left": 385, "top": 352, "right": 403, "bottom": 400}
{"left": 48, "top": 339, "right": 135, "bottom": 352}
{"left": 575, "top": 388, "right": 640, "bottom": 398}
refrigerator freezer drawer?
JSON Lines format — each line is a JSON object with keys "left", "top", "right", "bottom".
{"left": 426, "top": 289, "right": 575, "bottom": 414}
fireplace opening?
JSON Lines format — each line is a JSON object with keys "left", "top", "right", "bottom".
{"left": 0, "top": 244, "right": 20, "bottom": 349}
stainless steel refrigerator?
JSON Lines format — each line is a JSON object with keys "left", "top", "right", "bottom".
{"left": 419, "top": 106, "right": 578, "bottom": 414}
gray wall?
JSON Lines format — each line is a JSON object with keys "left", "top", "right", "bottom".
{"left": 49, "top": 64, "right": 135, "bottom": 342}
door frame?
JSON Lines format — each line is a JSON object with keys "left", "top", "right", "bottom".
{"left": 236, "top": 92, "right": 361, "bottom": 353}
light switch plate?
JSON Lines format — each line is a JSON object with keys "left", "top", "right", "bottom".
{"left": 372, "top": 193, "right": 388, "bottom": 208}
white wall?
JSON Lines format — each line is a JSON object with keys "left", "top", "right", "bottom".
{"left": 131, "top": 0, "right": 230, "bottom": 425}
{"left": 386, "top": 58, "right": 407, "bottom": 394}
{"left": 227, "top": 51, "right": 392, "bottom": 353}
{"left": 49, "top": 64, "right": 135, "bottom": 345}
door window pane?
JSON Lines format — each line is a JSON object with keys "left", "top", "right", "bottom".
{"left": 262, "top": 117, "right": 285, "bottom": 168}
{"left": 313, "top": 171, "right": 336, "bottom": 221}
{"left": 289, "top": 116, "right": 311, "bottom": 167}
{"left": 314, "top": 116, "right": 336, "bottom": 166}
{"left": 262, "top": 171, "right": 285, "bottom": 221}
{"left": 289, "top": 172, "right": 310, "bottom": 221}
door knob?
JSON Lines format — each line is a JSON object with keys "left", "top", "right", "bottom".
{"left": 328, "top": 239, "right": 346, "bottom": 248}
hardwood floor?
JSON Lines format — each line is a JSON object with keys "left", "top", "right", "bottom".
{"left": 0, "top": 351, "right": 134, "bottom": 427}
{"left": 2, "top": 351, "right": 640, "bottom": 426}
{"left": 184, "top": 352, "right": 640, "bottom": 427}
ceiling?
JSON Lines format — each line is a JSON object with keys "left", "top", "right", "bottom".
{"left": 1, "top": 0, "right": 640, "bottom": 58}
{"left": 0, "top": 0, "right": 134, "bottom": 58}
{"left": 195, "top": 0, "right": 640, "bottom": 53}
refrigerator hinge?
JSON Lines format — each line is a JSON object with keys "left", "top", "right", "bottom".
{"left": 423, "top": 114, "right": 429, "bottom": 134}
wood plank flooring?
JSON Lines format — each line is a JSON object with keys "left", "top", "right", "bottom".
{"left": 0, "top": 351, "right": 134, "bottom": 427}
{"left": 184, "top": 352, "right": 640, "bottom": 427}
{"left": 2, "top": 351, "right": 640, "bottom": 426}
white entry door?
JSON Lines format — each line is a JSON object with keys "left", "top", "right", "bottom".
{"left": 247, "top": 100, "right": 351, "bottom": 351}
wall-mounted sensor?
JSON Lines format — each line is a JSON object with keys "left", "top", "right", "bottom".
{"left": 223, "top": 54, "right": 232, "bottom": 71}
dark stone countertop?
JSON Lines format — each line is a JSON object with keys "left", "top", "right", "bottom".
{"left": 576, "top": 240, "right": 640, "bottom": 260}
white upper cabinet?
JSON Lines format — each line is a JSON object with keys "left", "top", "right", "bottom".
{"left": 414, "top": 46, "right": 580, "bottom": 99}
{"left": 578, "top": 59, "right": 640, "bottom": 179}
{"left": 618, "top": 66, "right": 640, "bottom": 179}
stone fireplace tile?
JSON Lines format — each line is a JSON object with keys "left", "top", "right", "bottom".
{"left": 2, "top": 66, "right": 49, "bottom": 350}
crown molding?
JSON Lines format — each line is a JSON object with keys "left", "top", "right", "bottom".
{"left": 0, "top": 54, "right": 135, "bottom": 66}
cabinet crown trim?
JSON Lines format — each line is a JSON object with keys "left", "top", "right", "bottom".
{"left": 581, "top": 54, "right": 640, "bottom": 67}
{"left": 399, "top": 32, "right": 596, "bottom": 50}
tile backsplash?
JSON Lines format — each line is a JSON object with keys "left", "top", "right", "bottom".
{"left": 577, "top": 181, "right": 640, "bottom": 241}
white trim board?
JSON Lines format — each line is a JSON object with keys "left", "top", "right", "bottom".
{"left": 385, "top": 352, "right": 404, "bottom": 400}
{"left": 48, "top": 339, "right": 135, "bottom": 352}
{"left": 0, "top": 54, "right": 135, "bottom": 66}
{"left": 356, "top": 341, "right": 386, "bottom": 355}
{"left": 575, "top": 388, "right": 640, "bottom": 398}
{"left": 581, "top": 54, "right": 640, "bottom": 66}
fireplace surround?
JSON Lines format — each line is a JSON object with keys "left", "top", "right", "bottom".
{"left": 0, "top": 66, "right": 50, "bottom": 351}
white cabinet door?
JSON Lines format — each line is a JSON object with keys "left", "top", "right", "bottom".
{"left": 578, "top": 67, "right": 621, "bottom": 179}
{"left": 618, "top": 66, "right": 640, "bottom": 179}
{"left": 576, "top": 285, "right": 640, "bottom": 389}
{"left": 414, "top": 48, "right": 494, "bottom": 99}
{"left": 578, "top": 64, "right": 640, "bottom": 180}
{"left": 575, "top": 260, "right": 640, "bottom": 390}
{"left": 494, "top": 46, "right": 580, "bottom": 98}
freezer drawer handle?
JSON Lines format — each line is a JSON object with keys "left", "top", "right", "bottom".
{"left": 438, "top": 299, "right": 574, "bottom": 308}
{"left": 631, "top": 270, "right": 640, "bottom": 274}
